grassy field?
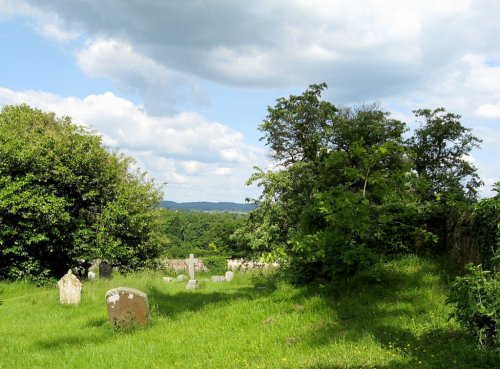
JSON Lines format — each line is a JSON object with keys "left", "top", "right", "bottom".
{"left": 0, "top": 256, "right": 498, "bottom": 369}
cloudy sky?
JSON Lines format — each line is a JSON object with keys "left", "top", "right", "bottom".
{"left": 1, "top": 0, "right": 499, "bottom": 202}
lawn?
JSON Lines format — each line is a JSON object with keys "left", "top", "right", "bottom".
{"left": 0, "top": 256, "right": 498, "bottom": 369}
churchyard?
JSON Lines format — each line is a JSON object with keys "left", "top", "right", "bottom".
{"left": 0, "top": 256, "right": 497, "bottom": 369}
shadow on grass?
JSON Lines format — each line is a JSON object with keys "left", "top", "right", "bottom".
{"left": 146, "top": 284, "right": 276, "bottom": 318}
{"left": 297, "top": 257, "right": 499, "bottom": 369}
{"left": 36, "top": 334, "right": 109, "bottom": 350}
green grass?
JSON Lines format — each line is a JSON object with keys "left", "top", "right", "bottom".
{"left": 0, "top": 256, "right": 498, "bottom": 369}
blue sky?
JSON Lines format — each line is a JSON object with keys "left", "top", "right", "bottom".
{"left": 1, "top": 0, "right": 499, "bottom": 202}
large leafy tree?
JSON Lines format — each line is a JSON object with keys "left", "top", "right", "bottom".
{"left": 0, "top": 104, "right": 165, "bottom": 281}
{"left": 244, "top": 84, "right": 412, "bottom": 282}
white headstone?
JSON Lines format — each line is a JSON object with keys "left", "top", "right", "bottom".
{"left": 162, "top": 277, "right": 174, "bottom": 282}
{"left": 225, "top": 271, "right": 234, "bottom": 281}
{"left": 88, "top": 271, "right": 96, "bottom": 281}
{"left": 211, "top": 275, "right": 226, "bottom": 282}
{"left": 177, "top": 274, "right": 187, "bottom": 282}
{"left": 57, "top": 269, "right": 82, "bottom": 304}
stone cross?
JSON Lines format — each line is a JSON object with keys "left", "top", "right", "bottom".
{"left": 186, "top": 253, "right": 199, "bottom": 280}
{"left": 57, "top": 269, "right": 82, "bottom": 304}
{"left": 185, "top": 254, "right": 199, "bottom": 289}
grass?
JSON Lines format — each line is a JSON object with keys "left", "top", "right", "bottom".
{"left": 0, "top": 255, "right": 498, "bottom": 369}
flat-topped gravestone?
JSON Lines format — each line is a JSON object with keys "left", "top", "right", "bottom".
{"left": 57, "top": 269, "right": 82, "bottom": 304}
{"left": 105, "top": 287, "right": 149, "bottom": 328}
{"left": 185, "top": 254, "right": 199, "bottom": 289}
{"left": 99, "top": 262, "right": 113, "bottom": 279}
{"left": 211, "top": 276, "right": 226, "bottom": 282}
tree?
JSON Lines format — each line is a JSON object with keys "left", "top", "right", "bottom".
{"left": 409, "top": 108, "right": 482, "bottom": 204}
{"left": 0, "top": 104, "right": 165, "bottom": 281}
{"left": 408, "top": 108, "right": 483, "bottom": 253}
{"left": 245, "top": 84, "right": 413, "bottom": 283}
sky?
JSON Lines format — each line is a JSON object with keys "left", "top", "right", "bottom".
{"left": 0, "top": 0, "right": 499, "bottom": 202}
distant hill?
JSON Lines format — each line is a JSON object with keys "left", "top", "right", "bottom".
{"left": 161, "top": 201, "right": 258, "bottom": 212}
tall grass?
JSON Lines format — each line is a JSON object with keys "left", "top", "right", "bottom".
{"left": 0, "top": 256, "right": 497, "bottom": 369}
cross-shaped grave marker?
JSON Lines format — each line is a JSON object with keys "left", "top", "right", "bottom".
{"left": 185, "top": 253, "right": 199, "bottom": 289}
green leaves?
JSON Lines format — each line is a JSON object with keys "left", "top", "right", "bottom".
{"left": 0, "top": 104, "right": 164, "bottom": 281}
{"left": 447, "top": 261, "right": 500, "bottom": 348}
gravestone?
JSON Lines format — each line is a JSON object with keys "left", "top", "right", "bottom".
{"left": 57, "top": 269, "right": 82, "bottom": 304}
{"left": 225, "top": 271, "right": 234, "bottom": 282}
{"left": 177, "top": 274, "right": 187, "bottom": 282}
{"left": 99, "top": 262, "right": 113, "bottom": 279}
{"left": 105, "top": 287, "right": 149, "bottom": 328}
{"left": 185, "top": 253, "right": 199, "bottom": 289}
{"left": 162, "top": 276, "right": 174, "bottom": 282}
{"left": 88, "top": 271, "right": 96, "bottom": 281}
{"left": 211, "top": 275, "right": 226, "bottom": 282}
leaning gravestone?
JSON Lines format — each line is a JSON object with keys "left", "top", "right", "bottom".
{"left": 105, "top": 287, "right": 149, "bottom": 328}
{"left": 185, "top": 254, "right": 199, "bottom": 289}
{"left": 57, "top": 269, "right": 82, "bottom": 304}
{"left": 99, "top": 262, "right": 113, "bottom": 279}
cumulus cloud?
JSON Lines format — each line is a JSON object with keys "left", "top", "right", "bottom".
{"left": 477, "top": 103, "right": 500, "bottom": 118}
{"left": 0, "top": 87, "right": 266, "bottom": 201}
{"left": 7, "top": 0, "right": 494, "bottom": 103}
{"left": 77, "top": 38, "right": 207, "bottom": 114}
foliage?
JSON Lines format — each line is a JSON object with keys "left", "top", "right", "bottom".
{"left": 473, "top": 184, "right": 500, "bottom": 268}
{"left": 447, "top": 258, "right": 500, "bottom": 348}
{"left": 408, "top": 108, "right": 482, "bottom": 204}
{"left": 159, "top": 209, "right": 249, "bottom": 258}
{"left": 245, "top": 85, "right": 417, "bottom": 282}
{"left": 0, "top": 104, "right": 165, "bottom": 281}
{"left": 243, "top": 85, "right": 484, "bottom": 284}
{"left": 201, "top": 255, "right": 228, "bottom": 275}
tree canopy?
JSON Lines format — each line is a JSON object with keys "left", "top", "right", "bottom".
{"left": 0, "top": 104, "right": 165, "bottom": 281}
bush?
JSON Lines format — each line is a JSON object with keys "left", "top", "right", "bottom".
{"left": 0, "top": 104, "right": 165, "bottom": 281}
{"left": 447, "top": 257, "right": 499, "bottom": 348}
{"left": 201, "top": 255, "right": 228, "bottom": 275}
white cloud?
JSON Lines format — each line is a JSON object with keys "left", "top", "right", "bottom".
{"left": 12, "top": 0, "right": 494, "bottom": 101}
{"left": 0, "top": 87, "right": 266, "bottom": 201}
{"left": 477, "top": 103, "right": 500, "bottom": 118}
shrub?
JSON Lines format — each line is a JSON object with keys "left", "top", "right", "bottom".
{"left": 447, "top": 256, "right": 499, "bottom": 348}
{"left": 201, "top": 255, "right": 227, "bottom": 275}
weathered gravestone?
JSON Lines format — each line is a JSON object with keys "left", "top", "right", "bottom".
{"left": 185, "top": 254, "right": 199, "bottom": 289}
{"left": 177, "top": 274, "right": 187, "bottom": 282}
{"left": 99, "top": 262, "right": 113, "bottom": 279}
{"left": 88, "top": 271, "right": 96, "bottom": 281}
{"left": 211, "top": 275, "right": 226, "bottom": 282}
{"left": 105, "top": 287, "right": 149, "bottom": 328}
{"left": 225, "top": 271, "right": 234, "bottom": 282}
{"left": 57, "top": 269, "right": 83, "bottom": 304}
